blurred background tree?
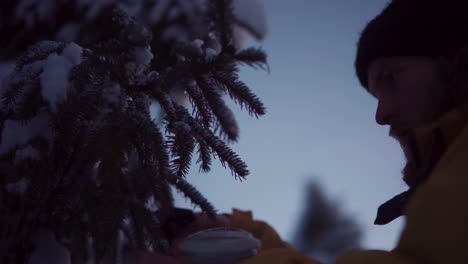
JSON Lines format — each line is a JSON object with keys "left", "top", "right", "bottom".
{"left": 292, "top": 179, "right": 364, "bottom": 263}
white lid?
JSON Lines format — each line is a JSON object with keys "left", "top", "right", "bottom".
{"left": 178, "top": 227, "right": 261, "bottom": 262}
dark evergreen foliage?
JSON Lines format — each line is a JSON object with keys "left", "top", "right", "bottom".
{"left": 0, "top": 1, "right": 267, "bottom": 262}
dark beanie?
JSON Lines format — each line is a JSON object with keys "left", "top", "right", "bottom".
{"left": 355, "top": 0, "right": 468, "bottom": 90}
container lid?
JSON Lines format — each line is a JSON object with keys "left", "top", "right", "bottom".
{"left": 178, "top": 227, "right": 261, "bottom": 262}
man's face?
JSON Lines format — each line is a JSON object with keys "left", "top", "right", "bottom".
{"left": 367, "top": 56, "right": 448, "bottom": 146}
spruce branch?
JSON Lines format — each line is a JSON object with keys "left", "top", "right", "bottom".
{"left": 1, "top": 62, "right": 43, "bottom": 115}
{"left": 196, "top": 76, "right": 239, "bottom": 141}
{"left": 174, "top": 105, "right": 249, "bottom": 178}
{"left": 166, "top": 130, "right": 196, "bottom": 179}
{"left": 144, "top": 85, "right": 176, "bottom": 121}
{"left": 170, "top": 177, "right": 217, "bottom": 217}
{"left": 207, "top": 0, "right": 235, "bottom": 51}
{"left": 138, "top": 205, "right": 169, "bottom": 253}
{"left": 15, "top": 41, "right": 66, "bottom": 71}
{"left": 235, "top": 47, "right": 269, "bottom": 71}
{"left": 126, "top": 198, "right": 169, "bottom": 254}
{"left": 212, "top": 70, "right": 266, "bottom": 117}
{"left": 196, "top": 138, "right": 212, "bottom": 173}
{"left": 11, "top": 83, "right": 43, "bottom": 121}
{"left": 1, "top": 81, "right": 25, "bottom": 111}
{"left": 185, "top": 80, "right": 213, "bottom": 129}
{"left": 128, "top": 110, "right": 175, "bottom": 214}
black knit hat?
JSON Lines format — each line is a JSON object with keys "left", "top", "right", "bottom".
{"left": 355, "top": 0, "right": 468, "bottom": 90}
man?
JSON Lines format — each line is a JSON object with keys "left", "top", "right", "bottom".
{"left": 139, "top": 0, "right": 468, "bottom": 263}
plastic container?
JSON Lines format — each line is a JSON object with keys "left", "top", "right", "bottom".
{"left": 178, "top": 227, "right": 261, "bottom": 262}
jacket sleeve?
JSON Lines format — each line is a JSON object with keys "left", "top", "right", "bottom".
{"left": 226, "top": 209, "right": 417, "bottom": 264}
{"left": 227, "top": 209, "right": 320, "bottom": 264}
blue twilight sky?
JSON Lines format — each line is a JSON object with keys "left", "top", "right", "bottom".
{"left": 174, "top": 0, "right": 408, "bottom": 250}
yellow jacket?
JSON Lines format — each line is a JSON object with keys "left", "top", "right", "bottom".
{"left": 227, "top": 104, "right": 468, "bottom": 264}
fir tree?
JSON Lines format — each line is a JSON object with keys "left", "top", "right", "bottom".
{"left": 0, "top": 1, "right": 267, "bottom": 263}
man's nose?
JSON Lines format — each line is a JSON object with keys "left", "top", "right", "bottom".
{"left": 375, "top": 100, "right": 392, "bottom": 125}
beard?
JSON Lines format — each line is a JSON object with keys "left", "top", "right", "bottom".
{"left": 388, "top": 128, "right": 426, "bottom": 187}
{"left": 389, "top": 88, "right": 453, "bottom": 187}
{"left": 389, "top": 129, "right": 417, "bottom": 187}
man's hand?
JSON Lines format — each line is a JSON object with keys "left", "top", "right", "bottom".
{"left": 135, "top": 211, "right": 231, "bottom": 264}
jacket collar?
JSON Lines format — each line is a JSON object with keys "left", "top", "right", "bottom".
{"left": 374, "top": 102, "right": 468, "bottom": 225}
{"left": 409, "top": 103, "right": 468, "bottom": 174}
